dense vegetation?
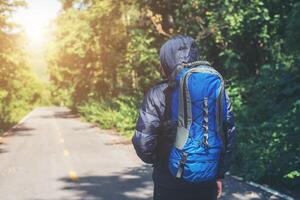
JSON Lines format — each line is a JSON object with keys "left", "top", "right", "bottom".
{"left": 48, "top": 0, "right": 300, "bottom": 194}
{"left": 0, "top": 0, "right": 45, "bottom": 132}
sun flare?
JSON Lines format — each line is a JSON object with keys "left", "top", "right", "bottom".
{"left": 13, "top": 0, "right": 61, "bottom": 43}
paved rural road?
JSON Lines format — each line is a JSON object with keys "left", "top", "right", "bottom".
{"left": 0, "top": 107, "right": 287, "bottom": 200}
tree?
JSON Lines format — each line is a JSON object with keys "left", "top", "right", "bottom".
{"left": 0, "top": 0, "right": 43, "bottom": 131}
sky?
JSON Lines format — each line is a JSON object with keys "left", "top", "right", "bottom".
{"left": 12, "top": 0, "right": 61, "bottom": 81}
{"left": 13, "top": 0, "right": 61, "bottom": 43}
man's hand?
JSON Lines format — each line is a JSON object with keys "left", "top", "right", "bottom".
{"left": 217, "top": 179, "right": 222, "bottom": 199}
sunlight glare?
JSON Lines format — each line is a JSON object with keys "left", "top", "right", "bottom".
{"left": 13, "top": 0, "right": 61, "bottom": 43}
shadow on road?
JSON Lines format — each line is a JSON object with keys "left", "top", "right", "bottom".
{"left": 11, "top": 123, "right": 35, "bottom": 132}
{"left": 59, "top": 165, "right": 153, "bottom": 200}
{"left": 0, "top": 123, "right": 34, "bottom": 154}
{"left": 9, "top": 123, "right": 34, "bottom": 137}
{"left": 39, "top": 110, "right": 79, "bottom": 119}
{"left": 221, "top": 177, "right": 261, "bottom": 200}
{"left": 57, "top": 165, "right": 283, "bottom": 200}
{"left": 1, "top": 123, "right": 34, "bottom": 139}
{"left": 54, "top": 110, "right": 79, "bottom": 119}
{"left": 0, "top": 148, "right": 8, "bottom": 154}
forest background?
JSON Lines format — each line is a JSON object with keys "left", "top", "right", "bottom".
{"left": 0, "top": 0, "right": 299, "bottom": 196}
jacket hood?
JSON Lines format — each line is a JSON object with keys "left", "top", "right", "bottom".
{"left": 159, "top": 35, "right": 199, "bottom": 77}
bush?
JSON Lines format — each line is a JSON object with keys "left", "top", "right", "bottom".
{"left": 77, "top": 96, "right": 139, "bottom": 137}
{"left": 0, "top": 72, "right": 46, "bottom": 133}
{"left": 50, "top": 86, "right": 73, "bottom": 107}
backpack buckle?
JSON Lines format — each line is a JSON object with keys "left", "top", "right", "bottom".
{"left": 176, "top": 152, "right": 188, "bottom": 178}
{"left": 202, "top": 135, "right": 209, "bottom": 149}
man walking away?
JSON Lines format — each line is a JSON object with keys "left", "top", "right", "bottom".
{"left": 132, "top": 35, "right": 236, "bottom": 200}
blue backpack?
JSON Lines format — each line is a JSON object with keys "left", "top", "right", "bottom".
{"left": 167, "top": 61, "right": 226, "bottom": 182}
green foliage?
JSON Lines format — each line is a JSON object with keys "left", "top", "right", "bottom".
{"left": 122, "top": 28, "right": 161, "bottom": 95}
{"left": 0, "top": 0, "right": 45, "bottom": 133}
{"left": 48, "top": 0, "right": 128, "bottom": 104}
{"left": 49, "top": 86, "right": 73, "bottom": 107}
{"left": 48, "top": 0, "right": 160, "bottom": 137}
{"left": 286, "top": 2, "right": 300, "bottom": 56}
{"left": 78, "top": 96, "right": 139, "bottom": 137}
{"left": 231, "top": 64, "right": 300, "bottom": 188}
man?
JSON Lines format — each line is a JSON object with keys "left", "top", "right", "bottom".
{"left": 132, "top": 35, "right": 236, "bottom": 200}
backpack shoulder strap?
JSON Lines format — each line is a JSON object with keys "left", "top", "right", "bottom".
{"left": 162, "top": 84, "right": 173, "bottom": 122}
{"left": 174, "top": 68, "right": 192, "bottom": 150}
{"left": 216, "top": 81, "right": 226, "bottom": 150}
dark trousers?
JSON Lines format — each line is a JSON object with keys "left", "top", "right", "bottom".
{"left": 153, "top": 182, "right": 218, "bottom": 200}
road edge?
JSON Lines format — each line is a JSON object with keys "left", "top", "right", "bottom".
{"left": 0, "top": 108, "right": 37, "bottom": 141}
{"left": 229, "top": 174, "right": 295, "bottom": 200}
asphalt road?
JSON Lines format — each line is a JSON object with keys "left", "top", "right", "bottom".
{"left": 0, "top": 107, "right": 287, "bottom": 200}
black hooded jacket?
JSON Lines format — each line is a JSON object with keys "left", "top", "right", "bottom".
{"left": 132, "top": 36, "right": 236, "bottom": 188}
